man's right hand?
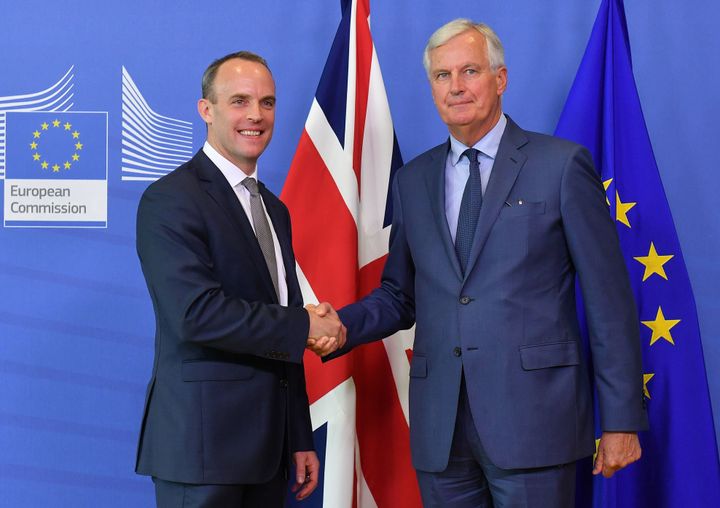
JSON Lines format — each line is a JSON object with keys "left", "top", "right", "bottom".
{"left": 305, "top": 302, "right": 346, "bottom": 356}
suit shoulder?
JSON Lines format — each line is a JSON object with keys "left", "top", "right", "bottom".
{"left": 523, "top": 129, "right": 589, "bottom": 156}
{"left": 137, "top": 158, "right": 206, "bottom": 226}
{"left": 140, "top": 158, "right": 198, "bottom": 199}
{"left": 518, "top": 129, "right": 595, "bottom": 177}
{"left": 395, "top": 141, "right": 447, "bottom": 183}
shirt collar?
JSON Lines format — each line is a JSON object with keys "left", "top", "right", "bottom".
{"left": 449, "top": 113, "right": 507, "bottom": 166}
{"left": 203, "top": 141, "right": 258, "bottom": 188}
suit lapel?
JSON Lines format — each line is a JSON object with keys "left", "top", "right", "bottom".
{"left": 423, "top": 141, "right": 464, "bottom": 281}
{"left": 259, "top": 182, "right": 302, "bottom": 306}
{"left": 193, "top": 151, "right": 279, "bottom": 303}
{"left": 464, "top": 118, "right": 528, "bottom": 279}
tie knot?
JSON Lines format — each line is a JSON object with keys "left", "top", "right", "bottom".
{"left": 462, "top": 148, "right": 480, "bottom": 165}
{"left": 241, "top": 177, "right": 260, "bottom": 196}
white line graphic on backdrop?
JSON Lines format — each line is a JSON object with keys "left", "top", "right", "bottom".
{"left": 121, "top": 67, "right": 193, "bottom": 181}
{"left": 0, "top": 66, "right": 75, "bottom": 180}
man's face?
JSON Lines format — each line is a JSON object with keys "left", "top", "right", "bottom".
{"left": 428, "top": 30, "right": 507, "bottom": 146}
{"left": 198, "top": 58, "right": 276, "bottom": 174}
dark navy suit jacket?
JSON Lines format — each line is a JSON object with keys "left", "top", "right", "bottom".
{"left": 135, "top": 150, "right": 313, "bottom": 484}
{"left": 337, "top": 117, "right": 648, "bottom": 472}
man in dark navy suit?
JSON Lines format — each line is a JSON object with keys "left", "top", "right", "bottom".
{"left": 135, "top": 51, "right": 343, "bottom": 507}
{"left": 316, "top": 19, "right": 648, "bottom": 507}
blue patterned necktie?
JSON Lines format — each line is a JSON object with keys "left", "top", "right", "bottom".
{"left": 455, "top": 148, "right": 482, "bottom": 274}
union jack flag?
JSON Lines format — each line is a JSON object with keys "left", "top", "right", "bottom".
{"left": 281, "top": 0, "right": 421, "bottom": 506}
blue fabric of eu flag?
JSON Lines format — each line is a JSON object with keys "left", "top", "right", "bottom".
{"left": 555, "top": 0, "right": 720, "bottom": 506}
{"left": 5, "top": 111, "right": 106, "bottom": 181}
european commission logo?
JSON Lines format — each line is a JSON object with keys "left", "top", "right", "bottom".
{"left": 0, "top": 65, "right": 192, "bottom": 227}
{"left": 4, "top": 111, "right": 108, "bottom": 228}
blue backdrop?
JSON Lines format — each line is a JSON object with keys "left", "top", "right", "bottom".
{"left": 1, "top": 1, "right": 717, "bottom": 506}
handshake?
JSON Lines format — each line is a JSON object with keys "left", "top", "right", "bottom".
{"left": 305, "top": 302, "right": 346, "bottom": 357}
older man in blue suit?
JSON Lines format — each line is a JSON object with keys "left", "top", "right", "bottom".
{"left": 316, "top": 19, "right": 648, "bottom": 507}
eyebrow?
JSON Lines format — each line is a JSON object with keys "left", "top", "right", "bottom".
{"left": 228, "top": 93, "right": 251, "bottom": 102}
{"left": 227, "top": 93, "right": 276, "bottom": 104}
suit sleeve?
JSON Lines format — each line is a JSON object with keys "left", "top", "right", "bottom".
{"left": 288, "top": 360, "right": 314, "bottom": 452}
{"left": 333, "top": 175, "right": 416, "bottom": 355}
{"left": 560, "top": 146, "right": 648, "bottom": 432}
{"left": 280, "top": 204, "right": 315, "bottom": 452}
{"left": 136, "top": 184, "right": 309, "bottom": 363}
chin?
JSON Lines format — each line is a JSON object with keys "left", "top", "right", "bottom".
{"left": 448, "top": 118, "right": 476, "bottom": 128}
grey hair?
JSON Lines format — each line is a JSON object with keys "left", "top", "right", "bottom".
{"left": 201, "top": 51, "right": 271, "bottom": 103}
{"left": 422, "top": 19, "right": 505, "bottom": 77}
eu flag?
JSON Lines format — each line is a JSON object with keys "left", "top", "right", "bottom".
{"left": 555, "top": 0, "right": 720, "bottom": 506}
{"left": 5, "top": 111, "right": 106, "bottom": 181}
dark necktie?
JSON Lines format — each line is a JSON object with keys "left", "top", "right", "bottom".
{"left": 241, "top": 177, "right": 279, "bottom": 298}
{"left": 455, "top": 148, "right": 482, "bottom": 274}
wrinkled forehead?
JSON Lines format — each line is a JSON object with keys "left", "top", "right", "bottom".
{"left": 429, "top": 31, "right": 489, "bottom": 68}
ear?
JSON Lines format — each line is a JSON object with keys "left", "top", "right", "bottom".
{"left": 495, "top": 66, "right": 508, "bottom": 96}
{"left": 197, "top": 98, "right": 212, "bottom": 124}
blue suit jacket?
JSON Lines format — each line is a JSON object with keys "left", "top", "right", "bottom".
{"left": 135, "top": 150, "right": 312, "bottom": 484}
{"left": 337, "top": 117, "right": 648, "bottom": 472}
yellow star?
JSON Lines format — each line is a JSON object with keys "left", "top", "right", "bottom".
{"left": 32, "top": 153, "right": 41, "bottom": 161}
{"left": 33, "top": 130, "right": 41, "bottom": 138}
{"left": 603, "top": 178, "right": 613, "bottom": 206}
{"left": 615, "top": 191, "right": 637, "bottom": 228}
{"left": 642, "top": 306, "right": 681, "bottom": 346}
{"left": 41, "top": 161, "right": 49, "bottom": 169}
{"left": 41, "top": 122, "right": 49, "bottom": 130}
{"left": 75, "top": 142, "right": 83, "bottom": 150}
{"left": 29, "top": 141, "right": 38, "bottom": 149}
{"left": 63, "top": 161, "right": 71, "bottom": 170}
{"left": 643, "top": 373, "right": 655, "bottom": 399}
{"left": 52, "top": 164, "right": 60, "bottom": 172}
{"left": 594, "top": 438, "right": 600, "bottom": 463}
{"left": 72, "top": 130, "right": 80, "bottom": 139}
{"left": 52, "top": 119, "right": 61, "bottom": 127}
{"left": 72, "top": 153, "right": 80, "bottom": 161}
{"left": 64, "top": 122, "right": 72, "bottom": 130}
{"left": 634, "top": 242, "right": 674, "bottom": 281}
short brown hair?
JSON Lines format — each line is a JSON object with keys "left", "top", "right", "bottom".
{"left": 201, "top": 51, "right": 271, "bottom": 102}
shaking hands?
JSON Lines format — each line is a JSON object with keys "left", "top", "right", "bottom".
{"left": 305, "top": 302, "right": 346, "bottom": 357}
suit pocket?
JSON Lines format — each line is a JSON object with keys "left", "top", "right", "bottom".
{"left": 409, "top": 355, "right": 427, "bottom": 378}
{"left": 519, "top": 341, "right": 580, "bottom": 370}
{"left": 181, "top": 360, "right": 255, "bottom": 381}
{"left": 498, "top": 200, "right": 545, "bottom": 219}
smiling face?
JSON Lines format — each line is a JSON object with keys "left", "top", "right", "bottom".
{"left": 428, "top": 29, "right": 507, "bottom": 146}
{"left": 198, "top": 58, "right": 276, "bottom": 175}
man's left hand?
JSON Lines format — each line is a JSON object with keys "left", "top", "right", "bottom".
{"left": 291, "top": 450, "right": 320, "bottom": 500}
{"left": 593, "top": 431, "right": 641, "bottom": 478}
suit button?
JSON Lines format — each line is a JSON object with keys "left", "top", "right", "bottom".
{"left": 453, "top": 347, "right": 462, "bottom": 357}
{"left": 279, "top": 379, "right": 288, "bottom": 388}
{"left": 460, "top": 296, "right": 471, "bottom": 305}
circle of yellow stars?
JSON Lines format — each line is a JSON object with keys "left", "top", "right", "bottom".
{"left": 29, "top": 118, "right": 83, "bottom": 173}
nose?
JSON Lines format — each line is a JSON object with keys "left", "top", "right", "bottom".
{"left": 246, "top": 101, "right": 261, "bottom": 122}
{"left": 449, "top": 72, "right": 464, "bottom": 96}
